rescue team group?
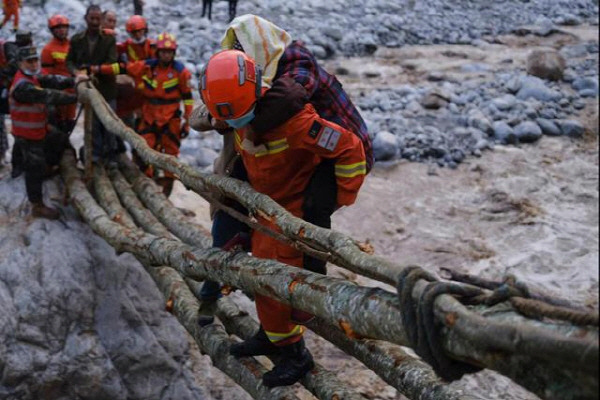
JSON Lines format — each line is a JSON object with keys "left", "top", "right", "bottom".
{"left": 0, "top": 6, "right": 375, "bottom": 388}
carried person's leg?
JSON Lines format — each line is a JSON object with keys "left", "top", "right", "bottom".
{"left": 301, "top": 159, "right": 337, "bottom": 275}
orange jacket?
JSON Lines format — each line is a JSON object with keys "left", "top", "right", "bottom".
{"left": 41, "top": 38, "right": 71, "bottom": 77}
{"left": 117, "top": 38, "right": 155, "bottom": 62}
{"left": 96, "top": 59, "right": 193, "bottom": 126}
{"left": 125, "top": 59, "right": 193, "bottom": 127}
{"left": 235, "top": 103, "right": 366, "bottom": 213}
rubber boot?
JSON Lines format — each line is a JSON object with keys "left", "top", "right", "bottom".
{"left": 262, "top": 338, "right": 314, "bottom": 387}
{"left": 32, "top": 202, "right": 59, "bottom": 220}
{"left": 230, "top": 326, "right": 282, "bottom": 357}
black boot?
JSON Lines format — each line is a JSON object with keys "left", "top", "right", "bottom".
{"left": 262, "top": 338, "right": 314, "bottom": 387}
{"left": 230, "top": 326, "right": 282, "bottom": 357}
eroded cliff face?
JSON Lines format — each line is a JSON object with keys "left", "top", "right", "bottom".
{"left": 0, "top": 176, "right": 209, "bottom": 400}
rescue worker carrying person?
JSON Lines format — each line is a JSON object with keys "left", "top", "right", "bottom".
{"left": 200, "top": 50, "right": 367, "bottom": 388}
{"left": 9, "top": 46, "right": 79, "bottom": 219}
{"left": 90, "top": 32, "right": 193, "bottom": 196}
{"left": 190, "top": 15, "right": 372, "bottom": 324}
{"left": 41, "top": 14, "right": 77, "bottom": 134}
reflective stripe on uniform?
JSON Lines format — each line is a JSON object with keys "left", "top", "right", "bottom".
{"left": 183, "top": 99, "right": 194, "bottom": 106}
{"left": 9, "top": 104, "right": 45, "bottom": 113}
{"left": 12, "top": 120, "right": 46, "bottom": 129}
{"left": 335, "top": 161, "right": 367, "bottom": 178}
{"left": 127, "top": 45, "right": 139, "bottom": 61}
{"left": 162, "top": 77, "right": 179, "bottom": 89}
{"left": 255, "top": 138, "right": 289, "bottom": 157}
{"left": 142, "top": 75, "right": 158, "bottom": 88}
{"left": 51, "top": 51, "right": 67, "bottom": 60}
{"left": 111, "top": 63, "right": 120, "bottom": 75}
{"left": 264, "top": 325, "right": 304, "bottom": 343}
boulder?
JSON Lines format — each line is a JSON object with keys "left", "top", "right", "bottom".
{"left": 536, "top": 118, "right": 561, "bottom": 136}
{"left": 526, "top": 49, "right": 566, "bottom": 81}
{"left": 516, "top": 76, "right": 562, "bottom": 102}
{"left": 373, "top": 131, "right": 399, "bottom": 161}
{"left": 493, "top": 121, "right": 516, "bottom": 144}
{"left": 420, "top": 92, "right": 449, "bottom": 109}
{"left": 558, "top": 120, "right": 585, "bottom": 138}
{"left": 514, "top": 121, "right": 543, "bottom": 143}
{"left": 492, "top": 94, "right": 517, "bottom": 111}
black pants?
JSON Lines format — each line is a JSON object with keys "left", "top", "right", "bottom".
{"left": 228, "top": 0, "right": 237, "bottom": 22}
{"left": 16, "top": 128, "right": 69, "bottom": 203}
{"left": 133, "top": 0, "right": 143, "bottom": 15}
{"left": 202, "top": 0, "right": 213, "bottom": 19}
{"left": 301, "top": 160, "right": 337, "bottom": 275}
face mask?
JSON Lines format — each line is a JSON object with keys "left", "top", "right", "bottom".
{"left": 23, "top": 67, "right": 40, "bottom": 76}
{"left": 226, "top": 108, "right": 255, "bottom": 129}
{"left": 133, "top": 35, "right": 146, "bottom": 44}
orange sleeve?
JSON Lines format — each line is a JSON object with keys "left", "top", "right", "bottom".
{"left": 289, "top": 104, "right": 366, "bottom": 207}
{"left": 40, "top": 45, "right": 54, "bottom": 73}
{"left": 97, "top": 62, "right": 124, "bottom": 75}
{"left": 124, "top": 60, "right": 146, "bottom": 79}
{"left": 180, "top": 69, "right": 194, "bottom": 118}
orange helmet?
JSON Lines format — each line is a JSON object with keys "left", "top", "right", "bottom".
{"left": 125, "top": 15, "right": 147, "bottom": 33}
{"left": 156, "top": 32, "right": 177, "bottom": 51}
{"left": 200, "top": 50, "right": 262, "bottom": 120}
{"left": 48, "top": 14, "right": 70, "bottom": 29}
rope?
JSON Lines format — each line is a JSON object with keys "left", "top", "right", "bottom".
{"left": 396, "top": 266, "right": 484, "bottom": 381}
{"left": 441, "top": 268, "right": 599, "bottom": 326}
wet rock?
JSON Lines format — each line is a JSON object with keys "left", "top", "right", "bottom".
{"left": 572, "top": 77, "right": 599, "bottom": 97}
{"left": 516, "top": 76, "right": 562, "bottom": 102}
{"left": 420, "top": 91, "right": 450, "bottom": 109}
{"left": 492, "top": 94, "right": 517, "bottom": 111}
{"left": 493, "top": 121, "right": 516, "bottom": 144}
{"left": 558, "top": 120, "right": 585, "bottom": 138}
{"left": 373, "top": 131, "right": 399, "bottom": 161}
{"left": 505, "top": 76, "right": 522, "bottom": 93}
{"left": 536, "top": 118, "right": 562, "bottom": 136}
{"left": 461, "top": 63, "right": 490, "bottom": 73}
{"left": 579, "top": 89, "right": 598, "bottom": 98}
{"left": 555, "top": 14, "right": 582, "bottom": 26}
{"left": 526, "top": 49, "right": 566, "bottom": 81}
{"left": 514, "top": 121, "right": 543, "bottom": 142}
{"left": 468, "top": 111, "right": 493, "bottom": 135}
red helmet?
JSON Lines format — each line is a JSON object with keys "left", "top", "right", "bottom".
{"left": 125, "top": 15, "right": 147, "bottom": 33}
{"left": 156, "top": 32, "right": 177, "bottom": 51}
{"left": 48, "top": 14, "right": 70, "bottom": 29}
{"left": 200, "top": 50, "right": 262, "bottom": 120}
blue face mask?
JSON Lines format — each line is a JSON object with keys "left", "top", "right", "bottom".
{"left": 225, "top": 108, "right": 255, "bottom": 129}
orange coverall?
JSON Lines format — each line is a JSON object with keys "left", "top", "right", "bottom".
{"left": 1, "top": 0, "right": 19, "bottom": 30}
{"left": 41, "top": 37, "right": 76, "bottom": 123}
{"left": 234, "top": 103, "right": 367, "bottom": 346}
{"left": 124, "top": 59, "right": 193, "bottom": 178}
{"left": 115, "top": 39, "right": 155, "bottom": 118}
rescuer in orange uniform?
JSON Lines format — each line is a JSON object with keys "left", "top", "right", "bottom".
{"left": 115, "top": 15, "right": 155, "bottom": 125}
{"left": 200, "top": 50, "right": 366, "bottom": 387}
{"left": 118, "top": 15, "right": 155, "bottom": 63}
{"left": 91, "top": 32, "right": 193, "bottom": 196}
{"left": 0, "top": 0, "right": 20, "bottom": 32}
{"left": 41, "top": 14, "right": 77, "bottom": 134}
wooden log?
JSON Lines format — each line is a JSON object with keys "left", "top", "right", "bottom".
{"left": 72, "top": 90, "right": 600, "bottom": 399}
{"left": 118, "top": 155, "right": 211, "bottom": 249}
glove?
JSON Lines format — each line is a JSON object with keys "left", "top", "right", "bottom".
{"left": 180, "top": 122, "right": 190, "bottom": 139}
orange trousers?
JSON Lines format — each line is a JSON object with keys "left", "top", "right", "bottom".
{"left": 1, "top": 1, "right": 18, "bottom": 30}
{"left": 138, "top": 118, "right": 181, "bottom": 178}
{"left": 252, "top": 220, "right": 305, "bottom": 346}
